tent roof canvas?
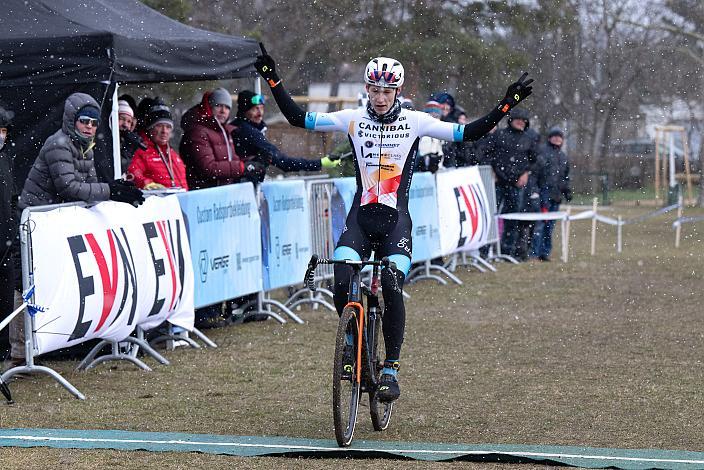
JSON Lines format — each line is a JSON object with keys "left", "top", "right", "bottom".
{"left": 0, "top": 0, "right": 259, "bottom": 87}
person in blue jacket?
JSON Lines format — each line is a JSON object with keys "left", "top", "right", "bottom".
{"left": 230, "top": 90, "right": 338, "bottom": 182}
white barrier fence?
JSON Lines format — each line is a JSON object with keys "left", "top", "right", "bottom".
{"left": 498, "top": 197, "right": 684, "bottom": 261}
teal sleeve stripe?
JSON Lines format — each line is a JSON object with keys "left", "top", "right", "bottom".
{"left": 454, "top": 124, "right": 464, "bottom": 142}
{"left": 333, "top": 246, "right": 362, "bottom": 261}
{"left": 304, "top": 112, "right": 317, "bottom": 130}
{"left": 388, "top": 254, "right": 411, "bottom": 276}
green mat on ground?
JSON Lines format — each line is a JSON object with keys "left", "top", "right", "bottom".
{"left": 0, "top": 428, "right": 702, "bottom": 469}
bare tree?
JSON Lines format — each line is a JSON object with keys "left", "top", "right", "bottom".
{"left": 619, "top": 0, "right": 704, "bottom": 204}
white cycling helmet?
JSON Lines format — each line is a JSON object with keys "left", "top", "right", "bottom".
{"left": 364, "top": 57, "right": 404, "bottom": 88}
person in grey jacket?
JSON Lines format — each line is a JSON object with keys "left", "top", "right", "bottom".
{"left": 19, "top": 92, "right": 143, "bottom": 210}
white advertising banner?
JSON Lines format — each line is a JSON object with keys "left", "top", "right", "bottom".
{"left": 27, "top": 196, "right": 194, "bottom": 355}
{"left": 436, "top": 167, "right": 492, "bottom": 255}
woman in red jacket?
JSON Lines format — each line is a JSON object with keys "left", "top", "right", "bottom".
{"left": 128, "top": 98, "right": 189, "bottom": 190}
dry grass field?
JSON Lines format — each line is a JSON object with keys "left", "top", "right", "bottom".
{"left": 1, "top": 205, "right": 703, "bottom": 469}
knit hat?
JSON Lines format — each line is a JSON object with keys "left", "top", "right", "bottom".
{"left": 400, "top": 97, "right": 414, "bottom": 110}
{"left": 423, "top": 100, "right": 443, "bottom": 117}
{"left": 237, "top": 90, "right": 265, "bottom": 117}
{"left": 118, "top": 99, "right": 134, "bottom": 118}
{"left": 433, "top": 92, "right": 455, "bottom": 110}
{"left": 548, "top": 126, "right": 564, "bottom": 138}
{"left": 144, "top": 100, "right": 173, "bottom": 129}
{"left": 76, "top": 105, "right": 101, "bottom": 123}
{"left": 209, "top": 88, "right": 232, "bottom": 110}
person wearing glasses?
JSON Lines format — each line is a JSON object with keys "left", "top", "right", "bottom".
{"left": 128, "top": 98, "right": 189, "bottom": 191}
{"left": 19, "top": 93, "right": 144, "bottom": 211}
{"left": 230, "top": 90, "right": 340, "bottom": 184}
{"left": 255, "top": 46, "right": 534, "bottom": 403}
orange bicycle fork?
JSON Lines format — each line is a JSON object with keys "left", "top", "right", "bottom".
{"left": 346, "top": 302, "right": 365, "bottom": 384}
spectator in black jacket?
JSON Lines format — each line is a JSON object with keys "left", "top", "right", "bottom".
{"left": 230, "top": 91, "right": 338, "bottom": 183}
{"left": 433, "top": 92, "right": 470, "bottom": 168}
{"left": 531, "top": 127, "right": 572, "bottom": 261}
{"left": 484, "top": 107, "right": 539, "bottom": 260}
{"left": 0, "top": 105, "right": 16, "bottom": 359}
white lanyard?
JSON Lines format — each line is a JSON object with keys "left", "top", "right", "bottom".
{"left": 216, "top": 120, "right": 233, "bottom": 162}
{"left": 155, "top": 143, "right": 176, "bottom": 187}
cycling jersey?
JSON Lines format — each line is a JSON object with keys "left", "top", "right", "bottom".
{"left": 266, "top": 82, "right": 509, "bottom": 368}
{"left": 303, "top": 108, "right": 463, "bottom": 211}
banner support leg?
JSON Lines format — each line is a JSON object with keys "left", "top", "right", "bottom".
{"left": 190, "top": 328, "right": 218, "bottom": 348}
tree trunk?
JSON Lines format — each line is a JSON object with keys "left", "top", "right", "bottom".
{"left": 589, "top": 109, "right": 609, "bottom": 194}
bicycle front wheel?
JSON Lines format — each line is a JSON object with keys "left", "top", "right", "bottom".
{"left": 369, "top": 310, "right": 393, "bottom": 431}
{"left": 332, "top": 305, "right": 361, "bottom": 447}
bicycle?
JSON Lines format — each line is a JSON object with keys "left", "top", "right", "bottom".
{"left": 304, "top": 254, "right": 398, "bottom": 447}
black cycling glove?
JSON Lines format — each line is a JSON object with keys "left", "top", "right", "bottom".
{"left": 497, "top": 72, "right": 534, "bottom": 114}
{"left": 108, "top": 179, "right": 145, "bottom": 206}
{"left": 254, "top": 43, "right": 281, "bottom": 88}
{"left": 242, "top": 161, "right": 267, "bottom": 184}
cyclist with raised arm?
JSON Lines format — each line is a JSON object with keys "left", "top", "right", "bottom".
{"left": 255, "top": 46, "right": 533, "bottom": 402}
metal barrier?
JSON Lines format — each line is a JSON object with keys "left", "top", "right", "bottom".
{"left": 2, "top": 202, "right": 90, "bottom": 399}
{"left": 0, "top": 197, "right": 217, "bottom": 399}
{"left": 284, "top": 179, "right": 337, "bottom": 313}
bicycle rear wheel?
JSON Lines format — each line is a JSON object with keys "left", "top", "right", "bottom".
{"left": 369, "top": 310, "right": 393, "bottom": 431}
{"left": 333, "top": 305, "right": 361, "bottom": 447}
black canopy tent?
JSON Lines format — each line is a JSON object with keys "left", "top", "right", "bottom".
{"left": 1, "top": 0, "right": 258, "bottom": 185}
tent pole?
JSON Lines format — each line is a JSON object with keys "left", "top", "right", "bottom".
{"left": 110, "top": 83, "right": 121, "bottom": 180}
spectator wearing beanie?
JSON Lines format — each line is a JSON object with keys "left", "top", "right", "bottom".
{"left": 117, "top": 96, "right": 146, "bottom": 174}
{"left": 19, "top": 93, "right": 114, "bottom": 208}
{"left": 180, "top": 88, "right": 262, "bottom": 189}
{"left": 230, "top": 90, "right": 339, "bottom": 184}
{"left": 127, "top": 97, "right": 188, "bottom": 190}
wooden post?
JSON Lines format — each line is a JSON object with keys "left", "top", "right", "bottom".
{"left": 654, "top": 129, "right": 661, "bottom": 200}
{"left": 681, "top": 129, "right": 693, "bottom": 204}
{"left": 590, "top": 197, "right": 598, "bottom": 256}
{"left": 617, "top": 216, "right": 622, "bottom": 254}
